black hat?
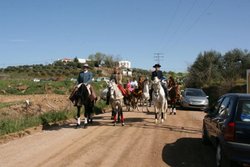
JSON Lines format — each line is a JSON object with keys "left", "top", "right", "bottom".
{"left": 153, "top": 64, "right": 161, "bottom": 68}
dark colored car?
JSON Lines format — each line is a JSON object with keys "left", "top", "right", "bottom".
{"left": 180, "top": 88, "right": 209, "bottom": 110}
{"left": 202, "top": 93, "right": 250, "bottom": 167}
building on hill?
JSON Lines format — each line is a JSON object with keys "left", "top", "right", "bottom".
{"left": 61, "top": 58, "right": 73, "bottom": 63}
{"left": 119, "top": 60, "right": 132, "bottom": 76}
{"left": 77, "top": 58, "right": 86, "bottom": 63}
{"left": 119, "top": 60, "right": 131, "bottom": 69}
{"left": 60, "top": 58, "right": 87, "bottom": 64}
{"left": 122, "top": 68, "right": 132, "bottom": 77}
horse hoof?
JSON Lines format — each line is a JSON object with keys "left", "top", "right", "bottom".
{"left": 122, "top": 123, "right": 125, "bottom": 126}
{"left": 83, "top": 124, "right": 87, "bottom": 129}
{"left": 75, "top": 124, "right": 80, "bottom": 129}
{"left": 113, "top": 123, "right": 116, "bottom": 126}
{"left": 174, "top": 112, "right": 176, "bottom": 115}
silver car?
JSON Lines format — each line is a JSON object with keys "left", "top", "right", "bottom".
{"left": 180, "top": 88, "right": 209, "bottom": 110}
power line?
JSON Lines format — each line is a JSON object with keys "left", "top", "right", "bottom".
{"left": 167, "top": 0, "right": 216, "bottom": 50}
{"left": 160, "top": 0, "right": 198, "bottom": 51}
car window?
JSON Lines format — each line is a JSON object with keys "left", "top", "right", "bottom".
{"left": 218, "top": 96, "right": 232, "bottom": 118}
{"left": 237, "top": 100, "right": 250, "bottom": 122}
{"left": 185, "top": 89, "right": 206, "bottom": 97}
{"left": 208, "top": 96, "right": 224, "bottom": 115}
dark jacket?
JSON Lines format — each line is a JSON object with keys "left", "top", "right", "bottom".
{"left": 151, "top": 70, "right": 164, "bottom": 81}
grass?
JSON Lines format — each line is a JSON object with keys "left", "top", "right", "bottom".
{"left": 0, "top": 79, "right": 75, "bottom": 95}
{"left": 0, "top": 101, "right": 106, "bottom": 136}
{"left": 0, "top": 110, "right": 75, "bottom": 136}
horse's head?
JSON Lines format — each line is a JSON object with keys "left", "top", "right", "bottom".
{"left": 152, "top": 78, "right": 162, "bottom": 97}
{"left": 108, "top": 80, "right": 123, "bottom": 100}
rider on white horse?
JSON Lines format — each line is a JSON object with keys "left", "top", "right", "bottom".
{"left": 151, "top": 77, "right": 168, "bottom": 123}
{"left": 149, "top": 64, "right": 168, "bottom": 105}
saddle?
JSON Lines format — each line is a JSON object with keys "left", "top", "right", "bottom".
{"left": 69, "top": 84, "right": 97, "bottom": 105}
{"left": 86, "top": 84, "right": 98, "bottom": 102}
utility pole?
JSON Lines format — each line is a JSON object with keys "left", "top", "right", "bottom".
{"left": 154, "top": 53, "right": 164, "bottom": 64}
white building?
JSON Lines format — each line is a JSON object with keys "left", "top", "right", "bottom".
{"left": 77, "top": 58, "right": 86, "bottom": 63}
{"left": 119, "top": 60, "right": 131, "bottom": 69}
{"left": 122, "top": 69, "right": 132, "bottom": 77}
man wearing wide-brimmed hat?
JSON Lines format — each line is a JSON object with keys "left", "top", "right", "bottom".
{"left": 74, "top": 63, "right": 96, "bottom": 128}
{"left": 151, "top": 64, "right": 163, "bottom": 81}
{"left": 77, "top": 63, "right": 93, "bottom": 84}
{"left": 149, "top": 64, "right": 168, "bottom": 105}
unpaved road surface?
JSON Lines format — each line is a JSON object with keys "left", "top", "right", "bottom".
{"left": 0, "top": 107, "right": 216, "bottom": 167}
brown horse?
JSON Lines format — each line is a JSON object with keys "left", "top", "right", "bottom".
{"left": 168, "top": 76, "right": 179, "bottom": 115}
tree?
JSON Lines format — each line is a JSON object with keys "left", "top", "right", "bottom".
{"left": 186, "top": 50, "right": 222, "bottom": 88}
{"left": 240, "top": 49, "right": 250, "bottom": 78}
{"left": 221, "top": 49, "right": 244, "bottom": 86}
{"left": 88, "top": 52, "right": 105, "bottom": 67}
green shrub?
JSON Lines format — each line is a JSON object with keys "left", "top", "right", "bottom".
{"left": 0, "top": 116, "right": 41, "bottom": 136}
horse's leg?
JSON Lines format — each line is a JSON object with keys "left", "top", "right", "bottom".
{"left": 147, "top": 98, "right": 150, "bottom": 112}
{"left": 161, "top": 101, "right": 167, "bottom": 123}
{"left": 169, "top": 99, "right": 173, "bottom": 114}
{"left": 136, "top": 97, "right": 140, "bottom": 112}
{"left": 86, "top": 103, "right": 94, "bottom": 124}
{"left": 173, "top": 99, "right": 176, "bottom": 115}
{"left": 120, "top": 105, "right": 125, "bottom": 126}
{"left": 161, "top": 112, "right": 164, "bottom": 123}
{"left": 140, "top": 97, "right": 144, "bottom": 112}
{"left": 164, "top": 100, "right": 168, "bottom": 120}
{"left": 76, "top": 106, "right": 81, "bottom": 128}
{"left": 155, "top": 107, "right": 158, "bottom": 124}
{"left": 113, "top": 104, "right": 119, "bottom": 126}
{"left": 113, "top": 108, "right": 117, "bottom": 126}
{"left": 83, "top": 105, "right": 91, "bottom": 128}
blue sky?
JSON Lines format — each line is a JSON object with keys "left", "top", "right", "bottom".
{"left": 0, "top": 0, "right": 250, "bottom": 72}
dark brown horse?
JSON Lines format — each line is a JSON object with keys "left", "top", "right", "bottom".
{"left": 69, "top": 83, "right": 96, "bottom": 128}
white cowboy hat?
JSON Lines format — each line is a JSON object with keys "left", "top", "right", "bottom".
{"left": 83, "top": 63, "right": 89, "bottom": 68}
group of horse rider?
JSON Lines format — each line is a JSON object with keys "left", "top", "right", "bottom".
{"left": 70, "top": 63, "right": 180, "bottom": 128}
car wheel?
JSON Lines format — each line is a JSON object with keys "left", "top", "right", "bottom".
{"left": 216, "top": 144, "right": 230, "bottom": 167}
{"left": 202, "top": 125, "right": 210, "bottom": 145}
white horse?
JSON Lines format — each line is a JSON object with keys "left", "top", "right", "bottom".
{"left": 140, "top": 78, "right": 150, "bottom": 112}
{"left": 151, "top": 77, "right": 168, "bottom": 124}
{"left": 108, "top": 80, "right": 125, "bottom": 126}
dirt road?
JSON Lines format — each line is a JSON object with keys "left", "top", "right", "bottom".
{"left": 0, "top": 107, "right": 216, "bottom": 167}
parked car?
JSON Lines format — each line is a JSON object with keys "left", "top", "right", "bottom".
{"left": 180, "top": 88, "right": 209, "bottom": 110}
{"left": 202, "top": 93, "right": 250, "bottom": 167}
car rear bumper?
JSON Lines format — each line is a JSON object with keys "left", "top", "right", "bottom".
{"left": 224, "top": 141, "right": 250, "bottom": 165}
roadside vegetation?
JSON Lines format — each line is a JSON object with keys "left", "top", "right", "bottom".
{"left": 185, "top": 48, "right": 250, "bottom": 105}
